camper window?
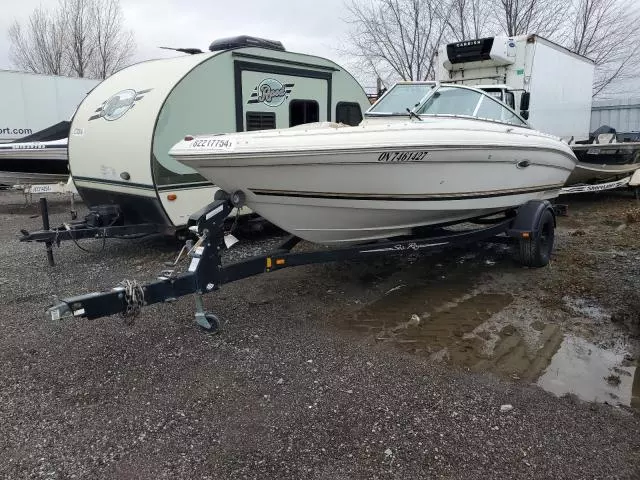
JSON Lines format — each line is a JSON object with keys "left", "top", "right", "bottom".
{"left": 290, "top": 100, "right": 319, "bottom": 127}
{"left": 336, "top": 102, "right": 363, "bottom": 126}
{"left": 246, "top": 112, "right": 276, "bottom": 131}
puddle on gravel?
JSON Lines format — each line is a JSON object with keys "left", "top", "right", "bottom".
{"left": 538, "top": 335, "right": 637, "bottom": 408}
{"left": 339, "top": 282, "right": 640, "bottom": 409}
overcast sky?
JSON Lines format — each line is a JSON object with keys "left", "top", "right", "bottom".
{"left": 1, "top": 0, "right": 636, "bottom": 99}
{"left": 0, "top": 0, "right": 377, "bottom": 89}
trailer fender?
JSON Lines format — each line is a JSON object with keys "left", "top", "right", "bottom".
{"left": 506, "top": 200, "right": 555, "bottom": 239}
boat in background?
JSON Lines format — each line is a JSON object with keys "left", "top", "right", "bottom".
{"left": 565, "top": 126, "right": 640, "bottom": 186}
{"left": 170, "top": 82, "right": 577, "bottom": 246}
{"left": 0, "top": 121, "right": 70, "bottom": 186}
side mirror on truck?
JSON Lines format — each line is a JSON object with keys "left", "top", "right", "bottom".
{"left": 520, "top": 92, "right": 530, "bottom": 120}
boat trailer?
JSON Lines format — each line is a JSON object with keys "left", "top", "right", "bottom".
{"left": 46, "top": 198, "right": 557, "bottom": 331}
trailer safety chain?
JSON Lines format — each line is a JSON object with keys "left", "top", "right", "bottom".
{"left": 119, "top": 279, "right": 145, "bottom": 324}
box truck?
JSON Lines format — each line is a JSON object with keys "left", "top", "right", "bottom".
{"left": 436, "top": 34, "right": 595, "bottom": 141}
{"left": 436, "top": 35, "right": 640, "bottom": 187}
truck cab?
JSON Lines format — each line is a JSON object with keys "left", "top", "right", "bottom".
{"left": 473, "top": 84, "right": 516, "bottom": 109}
{"left": 472, "top": 84, "right": 531, "bottom": 121}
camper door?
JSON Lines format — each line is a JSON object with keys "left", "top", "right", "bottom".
{"left": 237, "top": 64, "right": 331, "bottom": 131}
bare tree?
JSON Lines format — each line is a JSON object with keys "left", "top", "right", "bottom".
{"left": 446, "top": 0, "right": 488, "bottom": 41}
{"left": 343, "top": 0, "right": 453, "bottom": 84}
{"left": 566, "top": 0, "right": 640, "bottom": 96}
{"left": 91, "top": 0, "right": 135, "bottom": 79}
{"left": 490, "top": 0, "right": 569, "bottom": 38}
{"left": 63, "top": 0, "right": 95, "bottom": 78}
{"left": 7, "top": 0, "right": 135, "bottom": 79}
{"left": 8, "top": 6, "right": 67, "bottom": 75}
{"left": 343, "top": 0, "right": 640, "bottom": 97}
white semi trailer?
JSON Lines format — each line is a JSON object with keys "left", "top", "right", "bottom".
{"left": 0, "top": 70, "right": 99, "bottom": 143}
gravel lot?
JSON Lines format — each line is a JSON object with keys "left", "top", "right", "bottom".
{"left": 1, "top": 189, "right": 639, "bottom": 479}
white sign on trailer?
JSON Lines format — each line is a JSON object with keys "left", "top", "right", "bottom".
{"left": 0, "top": 70, "right": 100, "bottom": 142}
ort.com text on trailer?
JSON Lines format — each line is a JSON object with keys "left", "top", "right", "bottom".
{"left": 0, "top": 127, "right": 33, "bottom": 136}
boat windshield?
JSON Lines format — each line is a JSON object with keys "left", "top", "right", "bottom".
{"left": 367, "top": 83, "right": 435, "bottom": 115}
{"left": 414, "top": 85, "right": 528, "bottom": 127}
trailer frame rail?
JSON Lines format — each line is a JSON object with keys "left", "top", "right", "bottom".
{"left": 45, "top": 198, "right": 556, "bottom": 331}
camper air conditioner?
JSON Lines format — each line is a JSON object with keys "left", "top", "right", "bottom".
{"left": 209, "top": 35, "right": 285, "bottom": 52}
{"left": 443, "top": 37, "right": 516, "bottom": 71}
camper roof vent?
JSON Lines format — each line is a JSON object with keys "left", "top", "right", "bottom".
{"left": 209, "top": 35, "right": 285, "bottom": 52}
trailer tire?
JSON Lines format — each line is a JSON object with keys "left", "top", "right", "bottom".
{"left": 518, "top": 208, "right": 555, "bottom": 268}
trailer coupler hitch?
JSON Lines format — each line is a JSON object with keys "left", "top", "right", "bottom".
{"left": 45, "top": 199, "right": 235, "bottom": 329}
{"left": 47, "top": 298, "right": 74, "bottom": 321}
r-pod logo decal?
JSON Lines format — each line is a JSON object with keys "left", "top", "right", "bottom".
{"left": 89, "top": 88, "right": 152, "bottom": 121}
{"left": 247, "top": 79, "right": 294, "bottom": 107}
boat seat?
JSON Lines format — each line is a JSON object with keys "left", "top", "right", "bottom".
{"left": 596, "top": 133, "right": 616, "bottom": 144}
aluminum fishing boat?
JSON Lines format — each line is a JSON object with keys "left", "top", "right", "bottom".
{"left": 566, "top": 134, "right": 640, "bottom": 185}
{"left": 169, "top": 82, "right": 578, "bottom": 245}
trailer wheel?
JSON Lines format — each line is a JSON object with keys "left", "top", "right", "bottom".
{"left": 197, "top": 313, "right": 221, "bottom": 334}
{"left": 518, "top": 209, "right": 555, "bottom": 267}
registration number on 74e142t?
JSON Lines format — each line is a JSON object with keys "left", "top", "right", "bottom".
{"left": 377, "top": 151, "right": 429, "bottom": 162}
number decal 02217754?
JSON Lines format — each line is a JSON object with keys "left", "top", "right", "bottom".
{"left": 190, "top": 138, "right": 235, "bottom": 150}
{"left": 377, "top": 151, "right": 429, "bottom": 162}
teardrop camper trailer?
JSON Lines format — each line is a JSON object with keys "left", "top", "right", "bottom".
{"left": 64, "top": 36, "right": 370, "bottom": 234}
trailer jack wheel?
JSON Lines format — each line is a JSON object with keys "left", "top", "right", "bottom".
{"left": 518, "top": 209, "right": 555, "bottom": 268}
{"left": 193, "top": 293, "right": 222, "bottom": 333}
{"left": 196, "top": 312, "right": 221, "bottom": 334}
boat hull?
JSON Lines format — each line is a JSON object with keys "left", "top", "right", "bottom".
{"left": 0, "top": 140, "right": 68, "bottom": 186}
{"left": 172, "top": 121, "right": 576, "bottom": 245}
{"left": 566, "top": 143, "right": 640, "bottom": 185}
{"left": 247, "top": 191, "right": 556, "bottom": 244}
{"left": 0, "top": 170, "right": 69, "bottom": 187}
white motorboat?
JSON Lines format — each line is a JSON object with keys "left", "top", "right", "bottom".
{"left": 169, "top": 82, "right": 578, "bottom": 245}
{"left": 0, "top": 137, "right": 69, "bottom": 187}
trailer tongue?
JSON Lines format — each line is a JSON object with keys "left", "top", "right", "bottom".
{"left": 45, "top": 198, "right": 557, "bottom": 331}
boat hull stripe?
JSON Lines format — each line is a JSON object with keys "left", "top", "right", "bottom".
{"left": 249, "top": 184, "right": 563, "bottom": 201}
